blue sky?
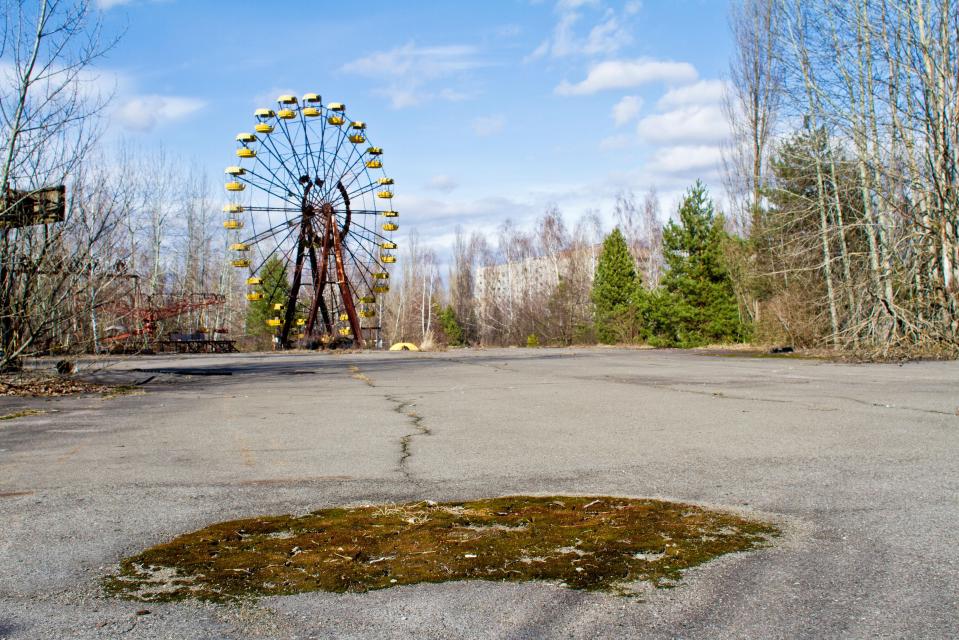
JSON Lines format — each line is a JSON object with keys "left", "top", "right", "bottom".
{"left": 97, "top": 0, "right": 733, "bottom": 251}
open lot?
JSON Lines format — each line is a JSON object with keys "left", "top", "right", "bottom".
{"left": 1, "top": 348, "right": 957, "bottom": 639}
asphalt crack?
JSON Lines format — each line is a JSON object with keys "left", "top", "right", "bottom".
{"left": 387, "top": 395, "right": 431, "bottom": 478}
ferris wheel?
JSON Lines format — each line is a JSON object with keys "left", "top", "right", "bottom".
{"left": 223, "top": 93, "right": 398, "bottom": 348}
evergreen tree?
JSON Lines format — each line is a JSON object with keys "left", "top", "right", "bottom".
{"left": 246, "top": 257, "right": 290, "bottom": 336}
{"left": 651, "top": 181, "right": 748, "bottom": 346}
{"left": 437, "top": 304, "right": 464, "bottom": 346}
{"left": 592, "top": 228, "right": 645, "bottom": 344}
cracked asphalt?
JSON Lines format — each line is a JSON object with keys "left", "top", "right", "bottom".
{"left": 1, "top": 347, "right": 957, "bottom": 639}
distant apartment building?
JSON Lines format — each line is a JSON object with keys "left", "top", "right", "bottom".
{"left": 474, "top": 245, "right": 600, "bottom": 302}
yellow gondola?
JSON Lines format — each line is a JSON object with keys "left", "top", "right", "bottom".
{"left": 302, "top": 107, "right": 320, "bottom": 117}
{"left": 223, "top": 204, "right": 244, "bottom": 213}
{"left": 373, "top": 285, "right": 390, "bottom": 293}
{"left": 339, "top": 313, "right": 349, "bottom": 321}
{"left": 303, "top": 93, "right": 321, "bottom": 103}
{"left": 383, "top": 210, "right": 399, "bottom": 218}
{"left": 225, "top": 166, "right": 245, "bottom": 176}
{"left": 373, "top": 272, "right": 389, "bottom": 279}
{"left": 377, "top": 190, "right": 393, "bottom": 199}
{"left": 327, "top": 115, "right": 345, "bottom": 125}
{"left": 278, "top": 108, "right": 296, "bottom": 119}
{"left": 246, "top": 277, "right": 262, "bottom": 285}
{"left": 273, "top": 302, "right": 284, "bottom": 311}
{"left": 225, "top": 182, "right": 245, "bottom": 192}
{"left": 381, "top": 255, "right": 396, "bottom": 263}
{"left": 380, "top": 241, "right": 397, "bottom": 249}
{"left": 367, "top": 146, "right": 383, "bottom": 155}
{"left": 232, "top": 259, "right": 250, "bottom": 268}
{"left": 377, "top": 177, "right": 394, "bottom": 185}
{"left": 348, "top": 134, "right": 366, "bottom": 143}
{"left": 236, "top": 132, "right": 256, "bottom": 143}
{"left": 246, "top": 292, "right": 263, "bottom": 301}
{"left": 277, "top": 94, "right": 297, "bottom": 104}
{"left": 255, "top": 123, "right": 274, "bottom": 134}
{"left": 328, "top": 102, "right": 345, "bottom": 111}
{"left": 359, "top": 295, "right": 376, "bottom": 303}
{"left": 359, "top": 310, "right": 376, "bottom": 318}
{"left": 296, "top": 318, "right": 306, "bottom": 326}
{"left": 254, "top": 108, "right": 276, "bottom": 118}
{"left": 236, "top": 148, "right": 256, "bottom": 158}
{"left": 223, "top": 219, "right": 243, "bottom": 229}
{"left": 382, "top": 222, "right": 398, "bottom": 231}
{"left": 230, "top": 243, "right": 250, "bottom": 251}
{"left": 267, "top": 318, "right": 282, "bottom": 327}
{"left": 366, "top": 159, "right": 382, "bottom": 168}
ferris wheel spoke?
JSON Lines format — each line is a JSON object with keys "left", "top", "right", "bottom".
{"left": 238, "top": 171, "right": 301, "bottom": 206}
{"left": 254, "top": 136, "right": 304, "bottom": 194}
{"left": 345, "top": 216, "right": 393, "bottom": 242}
{"left": 344, "top": 182, "right": 380, "bottom": 200}
{"left": 332, "top": 150, "right": 375, "bottom": 195}
{"left": 297, "top": 111, "right": 318, "bottom": 181}
{"left": 324, "top": 139, "right": 362, "bottom": 195}
{"left": 320, "top": 121, "right": 351, "bottom": 195}
{"left": 275, "top": 116, "right": 308, "bottom": 180}
{"left": 250, "top": 222, "right": 302, "bottom": 276}
{"left": 241, "top": 218, "right": 296, "bottom": 246}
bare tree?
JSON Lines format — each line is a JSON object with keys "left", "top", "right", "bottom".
{"left": 0, "top": 0, "right": 118, "bottom": 369}
{"left": 723, "top": 0, "right": 782, "bottom": 232}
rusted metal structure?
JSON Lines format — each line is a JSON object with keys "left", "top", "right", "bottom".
{"left": 103, "top": 292, "right": 234, "bottom": 353}
{"left": 223, "top": 93, "right": 398, "bottom": 349}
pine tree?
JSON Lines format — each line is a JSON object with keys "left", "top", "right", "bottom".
{"left": 651, "top": 181, "right": 748, "bottom": 346}
{"left": 438, "top": 304, "right": 464, "bottom": 346}
{"left": 592, "top": 228, "right": 645, "bottom": 344}
{"left": 245, "top": 257, "right": 290, "bottom": 336}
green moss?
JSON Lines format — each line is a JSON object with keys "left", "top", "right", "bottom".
{"left": 104, "top": 496, "right": 778, "bottom": 602}
{"left": 0, "top": 408, "right": 45, "bottom": 420}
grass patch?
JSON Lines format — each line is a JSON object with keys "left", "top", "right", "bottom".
{"left": 0, "top": 408, "right": 46, "bottom": 421}
{"left": 104, "top": 495, "right": 778, "bottom": 602}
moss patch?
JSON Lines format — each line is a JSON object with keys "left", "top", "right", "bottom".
{"left": 0, "top": 408, "right": 46, "bottom": 421}
{"left": 104, "top": 496, "right": 777, "bottom": 602}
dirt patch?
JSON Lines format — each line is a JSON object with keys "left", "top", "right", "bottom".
{"left": 0, "top": 374, "right": 143, "bottom": 398}
{"left": 104, "top": 495, "right": 778, "bottom": 602}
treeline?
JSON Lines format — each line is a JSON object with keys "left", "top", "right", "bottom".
{"left": 382, "top": 183, "right": 747, "bottom": 350}
{"left": 723, "top": 0, "right": 958, "bottom": 356}
{"left": 387, "top": 0, "right": 959, "bottom": 357}
{"left": 0, "top": 1, "right": 239, "bottom": 370}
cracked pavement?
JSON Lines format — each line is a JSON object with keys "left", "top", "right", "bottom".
{"left": 1, "top": 347, "right": 957, "bottom": 639}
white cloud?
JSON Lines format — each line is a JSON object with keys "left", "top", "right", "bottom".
{"left": 657, "top": 79, "right": 727, "bottom": 108}
{"left": 344, "top": 43, "right": 482, "bottom": 77}
{"left": 526, "top": 1, "right": 632, "bottom": 61}
{"left": 582, "top": 11, "right": 632, "bottom": 56}
{"left": 343, "top": 42, "right": 484, "bottom": 109}
{"left": 471, "top": 115, "right": 505, "bottom": 137}
{"left": 426, "top": 175, "right": 458, "bottom": 193}
{"left": 115, "top": 95, "right": 206, "bottom": 132}
{"left": 636, "top": 104, "right": 728, "bottom": 144}
{"left": 555, "top": 58, "right": 698, "bottom": 95}
{"left": 611, "top": 95, "right": 643, "bottom": 126}
{"left": 646, "top": 145, "right": 723, "bottom": 174}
